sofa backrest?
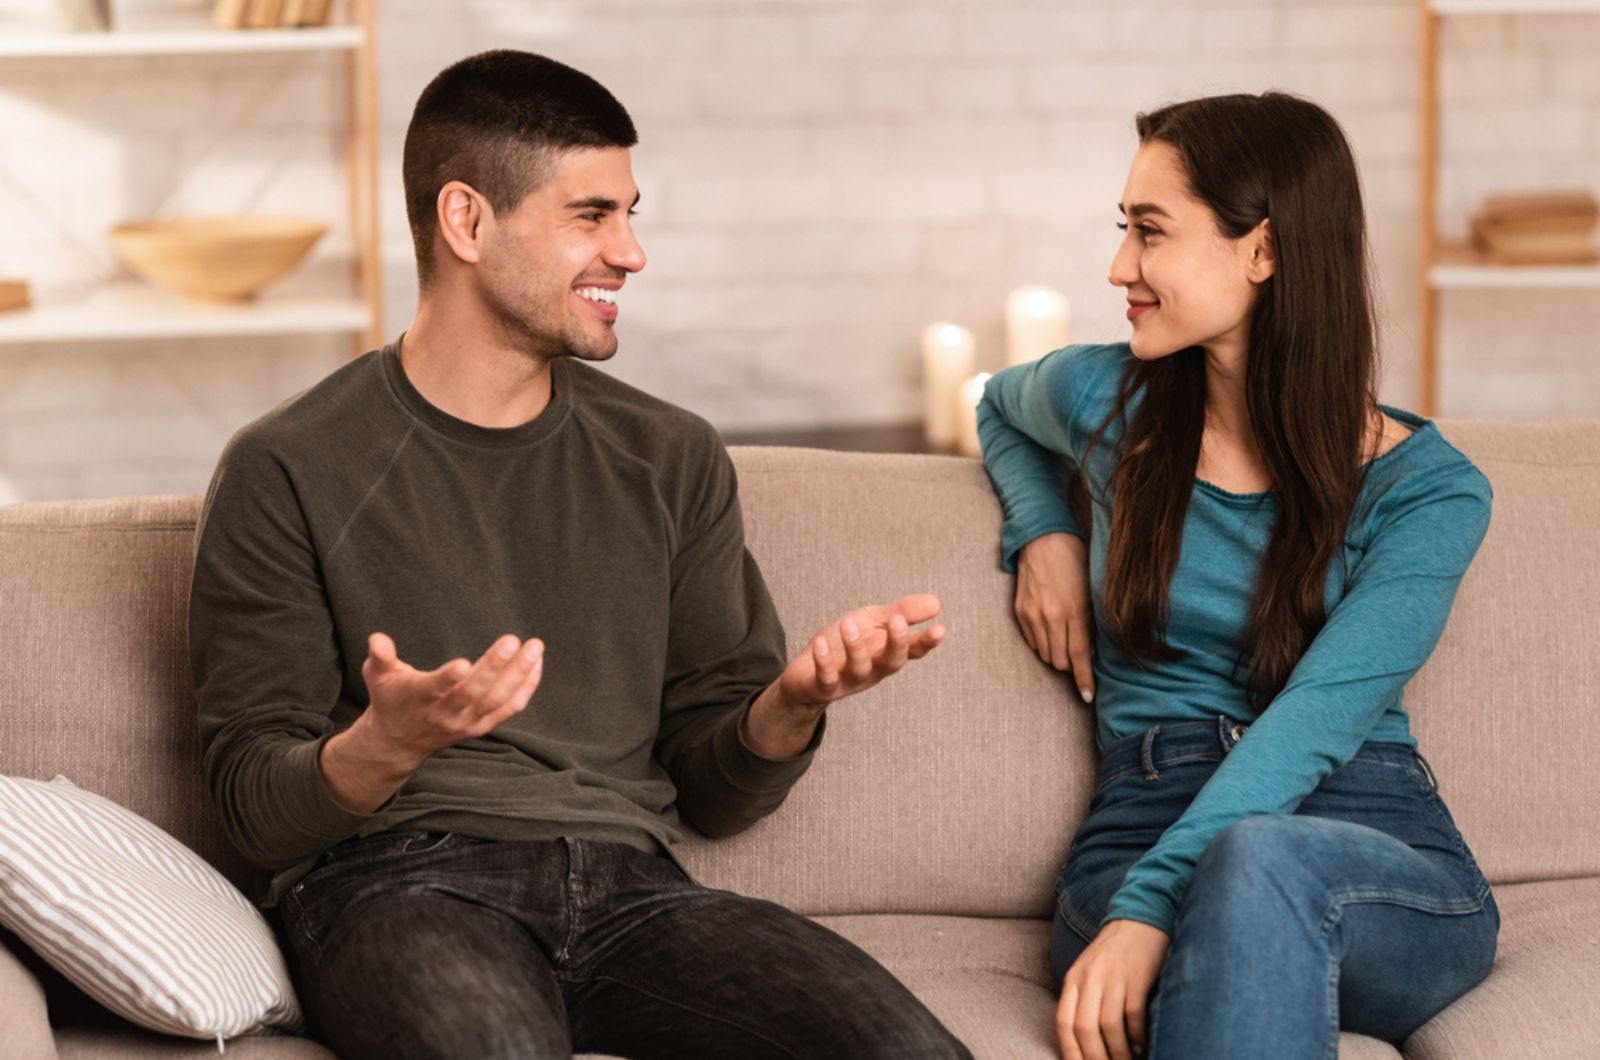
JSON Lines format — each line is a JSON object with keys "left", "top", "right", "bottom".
{"left": 2, "top": 425, "right": 1597, "bottom": 921}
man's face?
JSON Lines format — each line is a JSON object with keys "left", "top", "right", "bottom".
{"left": 479, "top": 146, "right": 645, "bottom": 363}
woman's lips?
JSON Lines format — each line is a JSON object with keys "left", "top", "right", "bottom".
{"left": 1127, "top": 302, "right": 1157, "bottom": 321}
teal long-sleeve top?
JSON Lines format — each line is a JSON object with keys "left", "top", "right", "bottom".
{"left": 976, "top": 342, "right": 1494, "bottom": 934}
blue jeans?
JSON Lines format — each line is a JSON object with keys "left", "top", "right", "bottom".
{"left": 1051, "top": 717, "right": 1498, "bottom": 1059}
{"left": 274, "top": 831, "right": 969, "bottom": 1060}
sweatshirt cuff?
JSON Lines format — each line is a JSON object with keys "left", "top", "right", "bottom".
{"left": 1102, "top": 886, "right": 1178, "bottom": 937}
{"left": 284, "top": 733, "right": 389, "bottom": 842}
{"left": 713, "top": 695, "right": 826, "bottom": 794}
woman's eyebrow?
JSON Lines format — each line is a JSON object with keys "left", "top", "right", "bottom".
{"left": 1118, "top": 202, "right": 1173, "bottom": 220}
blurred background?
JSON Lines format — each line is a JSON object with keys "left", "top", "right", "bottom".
{"left": 0, "top": 0, "right": 1595, "bottom": 501}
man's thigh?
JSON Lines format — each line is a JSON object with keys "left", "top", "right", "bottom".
{"left": 564, "top": 854, "right": 970, "bottom": 1060}
{"left": 279, "top": 864, "right": 569, "bottom": 1060}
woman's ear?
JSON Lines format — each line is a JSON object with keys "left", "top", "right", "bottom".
{"left": 1247, "top": 218, "right": 1274, "bottom": 284}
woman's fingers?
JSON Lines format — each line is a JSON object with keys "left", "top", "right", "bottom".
{"left": 1072, "top": 978, "right": 1112, "bottom": 1060}
{"left": 1099, "top": 979, "right": 1133, "bottom": 1060}
{"left": 1057, "top": 982, "right": 1085, "bottom": 1060}
{"left": 1069, "top": 617, "right": 1096, "bottom": 701}
{"left": 1047, "top": 614, "right": 1071, "bottom": 671}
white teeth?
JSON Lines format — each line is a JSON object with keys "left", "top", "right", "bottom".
{"left": 577, "top": 286, "right": 617, "bottom": 305}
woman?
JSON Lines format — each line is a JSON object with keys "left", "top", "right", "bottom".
{"left": 976, "top": 92, "right": 1498, "bottom": 1060}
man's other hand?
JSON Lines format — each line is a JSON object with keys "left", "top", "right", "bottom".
{"left": 321, "top": 632, "right": 544, "bottom": 812}
{"left": 744, "top": 594, "right": 945, "bottom": 759}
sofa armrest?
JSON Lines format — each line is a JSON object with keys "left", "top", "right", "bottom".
{"left": 1, "top": 934, "right": 58, "bottom": 1060}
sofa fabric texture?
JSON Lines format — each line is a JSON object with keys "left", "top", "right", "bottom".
{"left": 1, "top": 422, "right": 1597, "bottom": 1058}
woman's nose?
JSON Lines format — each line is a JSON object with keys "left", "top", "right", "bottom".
{"left": 1107, "top": 241, "right": 1139, "bottom": 288}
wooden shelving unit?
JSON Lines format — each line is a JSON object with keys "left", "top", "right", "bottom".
{"left": 0, "top": 1, "right": 382, "bottom": 354}
{"left": 1416, "top": 0, "right": 1600, "bottom": 416}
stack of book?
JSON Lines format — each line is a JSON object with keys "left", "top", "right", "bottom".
{"left": 1468, "top": 189, "right": 1598, "bottom": 266}
{"left": 213, "top": 0, "right": 335, "bottom": 29}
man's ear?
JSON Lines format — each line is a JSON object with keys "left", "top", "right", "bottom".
{"left": 435, "top": 180, "right": 491, "bottom": 269}
{"left": 1247, "top": 217, "right": 1274, "bottom": 284}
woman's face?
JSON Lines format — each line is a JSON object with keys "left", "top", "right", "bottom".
{"left": 1108, "top": 140, "right": 1273, "bottom": 365}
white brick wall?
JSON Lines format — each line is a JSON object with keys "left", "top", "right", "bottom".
{"left": 0, "top": 0, "right": 1595, "bottom": 501}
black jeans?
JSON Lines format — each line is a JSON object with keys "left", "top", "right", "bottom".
{"left": 275, "top": 830, "right": 971, "bottom": 1059}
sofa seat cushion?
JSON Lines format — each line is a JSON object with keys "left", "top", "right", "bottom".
{"left": 1403, "top": 876, "right": 1600, "bottom": 1060}
{"left": 56, "top": 1026, "right": 333, "bottom": 1059}
{"left": 815, "top": 913, "right": 1401, "bottom": 1059}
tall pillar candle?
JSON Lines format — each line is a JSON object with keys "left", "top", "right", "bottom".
{"left": 921, "top": 322, "right": 975, "bottom": 451}
{"left": 1005, "top": 286, "right": 1070, "bottom": 367}
{"left": 956, "top": 372, "right": 991, "bottom": 458}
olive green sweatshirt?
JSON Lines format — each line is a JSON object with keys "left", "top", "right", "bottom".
{"left": 189, "top": 337, "right": 820, "bottom": 906}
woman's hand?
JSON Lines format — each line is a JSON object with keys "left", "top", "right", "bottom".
{"left": 1057, "top": 919, "right": 1169, "bottom": 1060}
{"left": 1016, "top": 531, "right": 1096, "bottom": 702}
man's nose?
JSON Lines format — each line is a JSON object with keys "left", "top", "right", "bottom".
{"left": 607, "top": 224, "right": 646, "bottom": 273}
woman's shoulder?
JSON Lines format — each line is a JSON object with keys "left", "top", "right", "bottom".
{"left": 1357, "top": 410, "right": 1493, "bottom": 541}
{"left": 1029, "top": 341, "right": 1136, "bottom": 424}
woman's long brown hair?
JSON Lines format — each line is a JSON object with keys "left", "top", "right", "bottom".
{"left": 1081, "top": 92, "right": 1386, "bottom": 713}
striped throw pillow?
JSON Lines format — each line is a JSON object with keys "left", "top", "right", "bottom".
{"left": 0, "top": 775, "right": 303, "bottom": 1046}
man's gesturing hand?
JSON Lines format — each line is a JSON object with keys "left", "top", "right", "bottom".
{"left": 360, "top": 632, "right": 545, "bottom": 766}
{"left": 744, "top": 594, "right": 946, "bottom": 760}
{"left": 322, "top": 632, "right": 544, "bottom": 813}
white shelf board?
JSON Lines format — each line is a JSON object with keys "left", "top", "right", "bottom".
{"left": 1430, "top": 262, "right": 1600, "bottom": 289}
{"left": 0, "top": 280, "right": 371, "bottom": 345}
{"left": 1430, "top": 0, "right": 1600, "bottom": 13}
{"left": 0, "top": 23, "right": 360, "bottom": 58}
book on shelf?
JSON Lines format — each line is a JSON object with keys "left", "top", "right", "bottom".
{"left": 301, "top": 0, "right": 334, "bottom": 26}
{"left": 1478, "top": 188, "right": 1597, "bottom": 225}
{"left": 246, "top": 0, "right": 286, "bottom": 29}
{"left": 212, "top": 0, "right": 249, "bottom": 29}
{"left": 280, "top": 0, "right": 307, "bottom": 26}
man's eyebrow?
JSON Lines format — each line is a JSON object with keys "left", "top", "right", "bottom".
{"left": 564, "top": 191, "right": 643, "bottom": 211}
{"left": 1118, "top": 202, "right": 1173, "bottom": 220}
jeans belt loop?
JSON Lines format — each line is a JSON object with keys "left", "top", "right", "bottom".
{"left": 1415, "top": 750, "right": 1440, "bottom": 792}
{"left": 1140, "top": 725, "right": 1162, "bottom": 781}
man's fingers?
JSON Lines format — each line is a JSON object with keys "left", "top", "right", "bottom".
{"left": 366, "top": 632, "right": 398, "bottom": 671}
{"left": 473, "top": 638, "right": 544, "bottom": 719}
{"left": 886, "top": 592, "right": 941, "bottom": 627}
{"left": 841, "top": 619, "right": 873, "bottom": 681}
{"left": 430, "top": 657, "right": 472, "bottom": 691}
{"left": 878, "top": 615, "right": 910, "bottom": 673}
{"left": 813, "top": 636, "right": 840, "bottom": 695}
{"left": 452, "top": 634, "right": 522, "bottom": 703}
{"left": 473, "top": 654, "right": 544, "bottom": 735}
{"left": 906, "top": 624, "right": 945, "bottom": 660}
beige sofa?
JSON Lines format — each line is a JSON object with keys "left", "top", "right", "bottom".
{"left": 3, "top": 431, "right": 1598, "bottom": 1060}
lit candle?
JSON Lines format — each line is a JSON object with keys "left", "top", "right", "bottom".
{"left": 956, "top": 372, "right": 991, "bottom": 458}
{"left": 1005, "top": 285, "right": 1070, "bottom": 367}
{"left": 921, "top": 322, "right": 976, "bottom": 451}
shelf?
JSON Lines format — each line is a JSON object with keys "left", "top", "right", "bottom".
{"left": 1429, "top": 0, "right": 1600, "bottom": 13}
{"left": 1430, "top": 241, "right": 1600, "bottom": 289}
{"left": 0, "top": 276, "right": 371, "bottom": 345}
{"left": 0, "top": 22, "right": 361, "bottom": 59}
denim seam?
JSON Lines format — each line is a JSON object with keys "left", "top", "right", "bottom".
{"left": 573, "top": 972, "right": 806, "bottom": 1060}
{"left": 1055, "top": 889, "right": 1100, "bottom": 945}
{"left": 1320, "top": 884, "right": 1487, "bottom": 924}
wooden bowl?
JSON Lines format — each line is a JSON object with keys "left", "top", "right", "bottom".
{"left": 107, "top": 216, "right": 327, "bottom": 303}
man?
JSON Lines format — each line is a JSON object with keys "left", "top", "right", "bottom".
{"left": 189, "top": 49, "right": 970, "bottom": 1059}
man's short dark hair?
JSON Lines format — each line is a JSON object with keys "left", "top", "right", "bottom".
{"left": 402, "top": 50, "right": 638, "bottom": 288}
